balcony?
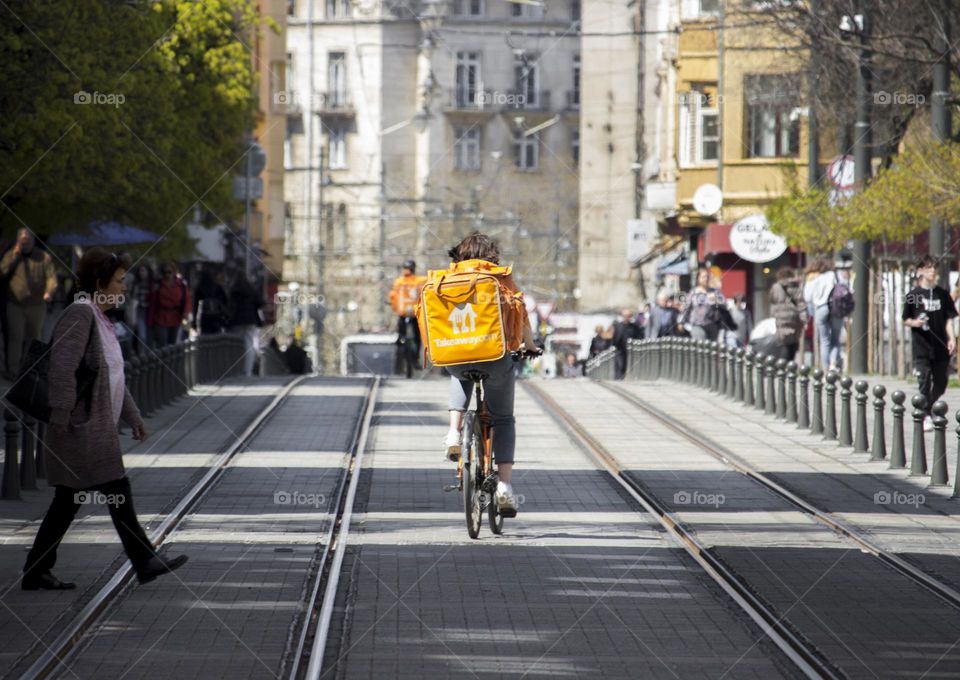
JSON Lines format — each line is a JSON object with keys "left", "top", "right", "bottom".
{"left": 315, "top": 91, "right": 355, "bottom": 118}
{"left": 502, "top": 90, "right": 551, "bottom": 112}
{"left": 442, "top": 88, "right": 499, "bottom": 118}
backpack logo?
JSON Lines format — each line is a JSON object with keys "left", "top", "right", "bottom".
{"left": 448, "top": 303, "right": 477, "bottom": 335}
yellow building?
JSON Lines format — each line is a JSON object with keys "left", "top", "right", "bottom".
{"left": 674, "top": 1, "right": 812, "bottom": 314}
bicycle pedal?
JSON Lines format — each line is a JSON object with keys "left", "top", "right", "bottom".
{"left": 443, "top": 484, "right": 460, "bottom": 493}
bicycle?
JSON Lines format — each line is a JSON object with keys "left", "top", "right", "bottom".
{"left": 451, "top": 349, "right": 541, "bottom": 539}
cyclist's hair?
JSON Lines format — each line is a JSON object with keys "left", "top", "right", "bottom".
{"left": 448, "top": 232, "right": 500, "bottom": 264}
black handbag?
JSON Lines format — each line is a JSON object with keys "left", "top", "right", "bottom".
{"left": 5, "top": 315, "right": 98, "bottom": 423}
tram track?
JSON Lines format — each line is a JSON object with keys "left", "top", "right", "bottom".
{"left": 15, "top": 374, "right": 334, "bottom": 680}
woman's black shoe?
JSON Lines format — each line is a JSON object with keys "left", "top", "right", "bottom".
{"left": 22, "top": 572, "right": 77, "bottom": 591}
{"left": 136, "top": 554, "right": 188, "bottom": 584}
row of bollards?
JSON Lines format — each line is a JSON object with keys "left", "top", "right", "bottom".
{"left": 1, "top": 334, "right": 246, "bottom": 500}
{"left": 584, "top": 337, "right": 960, "bottom": 498}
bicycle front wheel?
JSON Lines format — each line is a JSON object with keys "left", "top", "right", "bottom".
{"left": 462, "top": 411, "right": 482, "bottom": 539}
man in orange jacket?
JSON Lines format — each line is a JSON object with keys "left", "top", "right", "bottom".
{"left": 389, "top": 259, "right": 426, "bottom": 378}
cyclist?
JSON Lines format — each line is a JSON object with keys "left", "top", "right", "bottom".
{"left": 389, "top": 259, "right": 426, "bottom": 378}
{"left": 441, "top": 233, "right": 536, "bottom": 516}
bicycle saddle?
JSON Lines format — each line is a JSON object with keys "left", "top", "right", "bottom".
{"left": 461, "top": 369, "right": 489, "bottom": 383}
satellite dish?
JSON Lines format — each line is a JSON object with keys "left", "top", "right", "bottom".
{"left": 693, "top": 184, "right": 723, "bottom": 216}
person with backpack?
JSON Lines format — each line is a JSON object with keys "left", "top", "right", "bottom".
{"left": 418, "top": 232, "right": 536, "bottom": 517}
{"left": 389, "top": 259, "right": 426, "bottom": 379}
{"left": 192, "top": 267, "right": 228, "bottom": 336}
{"left": 769, "top": 267, "right": 807, "bottom": 361}
{"left": 903, "top": 255, "right": 956, "bottom": 430}
{"left": 148, "top": 261, "right": 191, "bottom": 347}
{"left": 21, "top": 248, "right": 187, "bottom": 590}
{"left": 804, "top": 258, "right": 854, "bottom": 371}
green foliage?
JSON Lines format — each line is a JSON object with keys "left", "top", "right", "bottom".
{"left": 0, "top": 0, "right": 259, "bottom": 257}
{"left": 767, "top": 131, "right": 960, "bottom": 253}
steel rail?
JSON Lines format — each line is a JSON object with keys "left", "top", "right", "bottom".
{"left": 21, "top": 374, "right": 310, "bottom": 680}
{"left": 524, "top": 381, "right": 839, "bottom": 680}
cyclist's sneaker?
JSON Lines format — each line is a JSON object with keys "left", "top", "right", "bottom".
{"left": 444, "top": 429, "right": 461, "bottom": 462}
{"left": 496, "top": 481, "right": 518, "bottom": 518}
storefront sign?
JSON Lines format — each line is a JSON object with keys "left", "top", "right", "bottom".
{"left": 729, "top": 215, "right": 787, "bottom": 263}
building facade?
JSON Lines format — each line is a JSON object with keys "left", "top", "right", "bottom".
{"left": 283, "top": 0, "right": 580, "bottom": 370}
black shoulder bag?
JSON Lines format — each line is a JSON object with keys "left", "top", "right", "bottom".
{"left": 5, "top": 311, "right": 98, "bottom": 422}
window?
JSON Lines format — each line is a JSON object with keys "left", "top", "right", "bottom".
{"left": 288, "top": 0, "right": 296, "bottom": 16}
{"left": 452, "top": 0, "right": 483, "bottom": 16}
{"left": 511, "top": 1, "right": 543, "bottom": 18}
{"left": 571, "top": 130, "right": 579, "bottom": 165}
{"left": 454, "top": 126, "right": 481, "bottom": 170}
{"left": 678, "top": 86, "right": 718, "bottom": 166}
{"left": 455, "top": 51, "right": 482, "bottom": 107}
{"left": 327, "top": 125, "right": 347, "bottom": 169}
{"left": 326, "top": 0, "right": 350, "bottom": 18}
{"left": 513, "top": 133, "right": 538, "bottom": 170}
{"left": 328, "top": 52, "right": 347, "bottom": 107}
{"left": 681, "top": 0, "right": 719, "bottom": 18}
{"left": 745, "top": 74, "right": 800, "bottom": 158}
{"left": 513, "top": 52, "right": 540, "bottom": 107}
{"left": 699, "top": 0, "right": 720, "bottom": 14}
{"left": 571, "top": 54, "right": 580, "bottom": 108}
{"left": 570, "top": 0, "right": 580, "bottom": 22}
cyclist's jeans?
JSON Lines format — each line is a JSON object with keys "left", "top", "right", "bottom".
{"left": 448, "top": 354, "right": 516, "bottom": 465}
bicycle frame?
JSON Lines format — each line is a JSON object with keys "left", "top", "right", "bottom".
{"left": 456, "top": 380, "right": 494, "bottom": 485}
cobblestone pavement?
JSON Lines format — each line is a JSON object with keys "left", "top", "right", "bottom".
{"left": 46, "top": 378, "right": 371, "bottom": 679}
{"left": 0, "top": 377, "right": 294, "bottom": 676}
{"left": 543, "top": 378, "right": 960, "bottom": 679}
{"left": 322, "top": 378, "right": 801, "bottom": 680}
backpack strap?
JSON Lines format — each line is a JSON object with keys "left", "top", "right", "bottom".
{"left": 435, "top": 273, "right": 479, "bottom": 303}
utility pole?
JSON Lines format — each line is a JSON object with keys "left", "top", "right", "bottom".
{"left": 807, "top": 0, "right": 820, "bottom": 189}
{"left": 379, "top": 160, "right": 387, "bottom": 330}
{"left": 930, "top": 7, "right": 951, "bottom": 281}
{"left": 850, "top": 2, "right": 872, "bottom": 374}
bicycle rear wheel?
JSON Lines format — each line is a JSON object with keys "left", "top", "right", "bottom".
{"left": 487, "top": 485, "right": 504, "bottom": 534}
{"left": 462, "top": 411, "right": 482, "bottom": 539}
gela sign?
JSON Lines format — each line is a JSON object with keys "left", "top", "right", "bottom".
{"left": 729, "top": 215, "right": 788, "bottom": 264}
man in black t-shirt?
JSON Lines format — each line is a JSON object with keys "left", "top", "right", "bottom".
{"left": 902, "top": 256, "right": 957, "bottom": 427}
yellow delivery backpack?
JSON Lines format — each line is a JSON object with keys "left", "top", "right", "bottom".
{"left": 416, "top": 260, "right": 526, "bottom": 367}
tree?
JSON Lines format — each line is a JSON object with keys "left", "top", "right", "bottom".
{"left": 0, "top": 0, "right": 259, "bottom": 257}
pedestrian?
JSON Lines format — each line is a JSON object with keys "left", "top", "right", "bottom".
{"left": 149, "top": 261, "right": 190, "bottom": 347}
{"left": 679, "top": 269, "right": 726, "bottom": 341}
{"left": 284, "top": 338, "right": 309, "bottom": 374}
{"left": 0, "top": 229, "right": 56, "bottom": 377}
{"left": 645, "top": 290, "right": 680, "bottom": 339}
{"left": 192, "top": 267, "right": 228, "bottom": 335}
{"left": 725, "top": 295, "right": 753, "bottom": 348}
{"left": 612, "top": 308, "right": 642, "bottom": 379}
{"left": 227, "top": 272, "right": 265, "bottom": 377}
{"left": 127, "top": 264, "right": 154, "bottom": 355}
{"left": 804, "top": 256, "right": 854, "bottom": 371}
{"left": 769, "top": 267, "right": 806, "bottom": 362}
{"left": 903, "top": 255, "right": 956, "bottom": 430}
{"left": 588, "top": 324, "right": 611, "bottom": 358}
{"left": 21, "top": 248, "right": 187, "bottom": 590}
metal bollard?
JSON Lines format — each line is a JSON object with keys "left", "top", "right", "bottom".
{"left": 2, "top": 408, "right": 21, "bottom": 499}
{"left": 910, "top": 394, "right": 928, "bottom": 476}
{"left": 889, "top": 390, "right": 907, "bottom": 468}
{"left": 870, "top": 385, "right": 887, "bottom": 461}
{"left": 811, "top": 368, "right": 824, "bottom": 435}
{"left": 775, "top": 358, "right": 787, "bottom": 419}
{"left": 764, "top": 356, "right": 776, "bottom": 416}
{"left": 19, "top": 414, "right": 37, "bottom": 490}
{"left": 718, "top": 345, "right": 728, "bottom": 395}
{"left": 745, "top": 350, "right": 755, "bottom": 406}
{"left": 708, "top": 342, "right": 717, "bottom": 392}
{"left": 786, "top": 362, "right": 797, "bottom": 423}
{"left": 930, "top": 401, "right": 949, "bottom": 486}
{"left": 823, "top": 371, "right": 838, "bottom": 440}
{"left": 838, "top": 376, "right": 853, "bottom": 447}
{"left": 695, "top": 340, "right": 705, "bottom": 388}
{"left": 755, "top": 353, "right": 766, "bottom": 411}
{"left": 735, "top": 349, "right": 745, "bottom": 402}
{"left": 853, "top": 381, "right": 869, "bottom": 453}
{"left": 797, "top": 365, "right": 810, "bottom": 429}
{"left": 953, "top": 411, "right": 960, "bottom": 498}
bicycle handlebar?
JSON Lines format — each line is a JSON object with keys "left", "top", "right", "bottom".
{"left": 511, "top": 348, "right": 543, "bottom": 360}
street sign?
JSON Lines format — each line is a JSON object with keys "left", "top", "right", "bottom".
{"left": 233, "top": 176, "right": 263, "bottom": 200}
{"left": 829, "top": 187, "right": 855, "bottom": 207}
{"left": 827, "top": 155, "right": 855, "bottom": 189}
{"left": 729, "top": 215, "right": 788, "bottom": 263}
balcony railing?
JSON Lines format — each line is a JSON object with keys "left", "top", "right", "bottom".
{"left": 502, "top": 89, "right": 551, "bottom": 111}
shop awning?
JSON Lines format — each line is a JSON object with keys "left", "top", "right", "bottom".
{"left": 50, "top": 221, "right": 161, "bottom": 247}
